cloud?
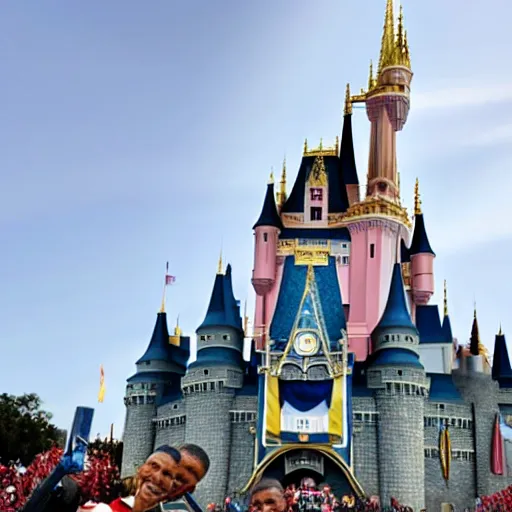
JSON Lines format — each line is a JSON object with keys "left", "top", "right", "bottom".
{"left": 414, "top": 83, "right": 512, "bottom": 111}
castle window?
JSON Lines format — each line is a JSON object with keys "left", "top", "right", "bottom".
{"left": 310, "top": 207, "right": 322, "bottom": 221}
{"left": 263, "top": 233, "right": 268, "bottom": 242}
{"left": 204, "top": 369, "right": 209, "bottom": 376}
{"left": 206, "top": 334, "right": 214, "bottom": 341}
{"left": 172, "top": 404, "right": 178, "bottom": 410}
{"left": 397, "top": 370, "right": 403, "bottom": 376}
{"left": 223, "top": 334, "right": 231, "bottom": 341}
{"left": 342, "top": 256, "right": 349, "bottom": 265}
{"left": 200, "top": 335, "right": 206, "bottom": 341}
{"left": 310, "top": 188, "right": 323, "bottom": 201}
{"left": 342, "top": 243, "right": 348, "bottom": 249}
{"left": 370, "top": 243, "right": 375, "bottom": 258}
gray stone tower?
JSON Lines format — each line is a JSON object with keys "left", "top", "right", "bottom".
{"left": 182, "top": 262, "right": 245, "bottom": 506}
{"left": 367, "top": 263, "right": 430, "bottom": 511}
{"left": 121, "top": 309, "right": 188, "bottom": 478}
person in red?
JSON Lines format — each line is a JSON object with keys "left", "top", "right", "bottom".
{"left": 80, "top": 444, "right": 209, "bottom": 512}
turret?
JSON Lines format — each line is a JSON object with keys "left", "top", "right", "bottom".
{"left": 491, "top": 326, "right": 512, "bottom": 387}
{"left": 340, "top": 84, "right": 360, "bottom": 205}
{"left": 183, "top": 262, "right": 244, "bottom": 506}
{"left": 410, "top": 179, "right": 435, "bottom": 305}
{"left": 122, "top": 306, "right": 187, "bottom": 478}
{"left": 251, "top": 175, "right": 283, "bottom": 296}
{"left": 367, "top": 263, "right": 429, "bottom": 511}
{"left": 360, "top": 0, "right": 413, "bottom": 202}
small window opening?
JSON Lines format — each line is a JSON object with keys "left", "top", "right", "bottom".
{"left": 204, "top": 369, "right": 209, "bottom": 376}
{"left": 397, "top": 370, "right": 403, "bottom": 376}
{"left": 311, "top": 207, "right": 322, "bottom": 221}
{"left": 310, "top": 188, "right": 323, "bottom": 201}
{"left": 263, "top": 233, "right": 268, "bottom": 242}
{"left": 370, "top": 243, "right": 375, "bottom": 258}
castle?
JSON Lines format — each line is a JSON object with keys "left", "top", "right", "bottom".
{"left": 121, "top": 2, "right": 512, "bottom": 510}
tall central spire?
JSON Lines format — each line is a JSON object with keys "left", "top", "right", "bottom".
{"left": 379, "top": 0, "right": 396, "bottom": 72}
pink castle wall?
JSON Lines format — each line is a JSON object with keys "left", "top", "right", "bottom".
{"left": 410, "top": 253, "right": 434, "bottom": 305}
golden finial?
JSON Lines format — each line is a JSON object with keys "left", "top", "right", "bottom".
{"left": 269, "top": 168, "right": 275, "bottom": 184}
{"left": 443, "top": 280, "right": 448, "bottom": 317}
{"left": 335, "top": 136, "right": 339, "bottom": 155}
{"left": 174, "top": 315, "right": 182, "bottom": 336}
{"left": 368, "top": 61, "right": 375, "bottom": 91}
{"left": 217, "top": 250, "right": 223, "bottom": 275}
{"left": 499, "top": 323, "right": 503, "bottom": 336}
{"left": 159, "top": 297, "right": 165, "bottom": 313}
{"left": 243, "top": 300, "right": 249, "bottom": 336}
{"left": 303, "top": 138, "right": 308, "bottom": 154}
{"left": 414, "top": 177, "right": 422, "bottom": 215}
{"left": 344, "top": 83, "right": 352, "bottom": 115}
{"left": 319, "top": 138, "right": 323, "bottom": 150}
{"left": 277, "top": 157, "right": 287, "bottom": 208}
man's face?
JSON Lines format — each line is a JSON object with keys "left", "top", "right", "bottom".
{"left": 250, "top": 488, "right": 287, "bottom": 512}
{"left": 136, "top": 452, "right": 180, "bottom": 508}
{"left": 173, "top": 450, "right": 207, "bottom": 496}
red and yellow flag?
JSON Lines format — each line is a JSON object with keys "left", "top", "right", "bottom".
{"left": 98, "top": 364, "right": 106, "bottom": 403}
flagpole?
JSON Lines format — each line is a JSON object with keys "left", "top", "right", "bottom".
{"left": 160, "top": 262, "right": 169, "bottom": 313}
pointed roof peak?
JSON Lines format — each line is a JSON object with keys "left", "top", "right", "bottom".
{"left": 253, "top": 178, "right": 283, "bottom": 230}
{"left": 269, "top": 169, "right": 275, "bottom": 184}
{"left": 414, "top": 177, "right": 422, "bottom": 215}
{"left": 492, "top": 329, "right": 512, "bottom": 383}
{"left": 344, "top": 83, "right": 353, "bottom": 115}
{"left": 217, "top": 250, "right": 223, "bottom": 275}
{"left": 197, "top": 264, "right": 243, "bottom": 333}
{"left": 499, "top": 323, "right": 503, "bottom": 336}
{"left": 443, "top": 280, "right": 448, "bottom": 317}
{"left": 136, "top": 310, "right": 171, "bottom": 364}
{"left": 375, "top": 263, "right": 417, "bottom": 333}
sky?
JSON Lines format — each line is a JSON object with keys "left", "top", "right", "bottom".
{"left": 1, "top": 0, "right": 512, "bottom": 439}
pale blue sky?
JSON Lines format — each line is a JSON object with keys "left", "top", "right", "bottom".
{"left": 1, "top": 0, "right": 511, "bottom": 438}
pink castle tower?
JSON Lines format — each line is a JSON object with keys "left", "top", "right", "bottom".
{"left": 344, "top": 1, "right": 414, "bottom": 360}
{"left": 251, "top": 174, "right": 283, "bottom": 349}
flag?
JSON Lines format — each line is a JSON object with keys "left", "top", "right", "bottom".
{"left": 491, "top": 413, "right": 505, "bottom": 475}
{"left": 98, "top": 364, "right": 106, "bottom": 403}
{"left": 165, "top": 274, "right": 176, "bottom": 285}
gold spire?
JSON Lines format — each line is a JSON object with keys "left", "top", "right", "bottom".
{"left": 319, "top": 138, "right": 323, "bottom": 150}
{"left": 378, "top": 0, "right": 411, "bottom": 72}
{"left": 344, "top": 83, "right": 353, "bottom": 115}
{"left": 277, "top": 157, "right": 287, "bottom": 208}
{"left": 443, "top": 280, "right": 448, "bottom": 317}
{"left": 368, "top": 61, "right": 376, "bottom": 91}
{"left": 499, "top": 323, "right": 503, "bottom": 336}
{"left": 335, "top": 136, "right": 339, "bottom": 155}
{"left": 243, "top": 300, "right": 249, "bottom": 336}
{"left": 217, "top": 250, "right": 223, "bottom": 275}
{"left": 379, "top": 0, "right": 396, "bottom": 72}
{"left": 174, "top": 315, "right": 182, "bottom": 336}
{"left": 269, "top": 168, "right": 275, "bottom": 184}
{"left": 414, "top": 177, "right": 422, "bottom": 215}
{"left": 303, "top": 138, "right": 308, "bottom": 154}
{"left": 159, "top": 296, "right": 165, "bottom": 313}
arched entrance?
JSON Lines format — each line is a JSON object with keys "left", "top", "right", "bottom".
{"left": 243, "top": 445, "right": 364, "bottom": 499}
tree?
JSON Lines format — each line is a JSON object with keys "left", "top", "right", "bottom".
{"left": 0, "top": 393, "right": 59, "bottom": 466}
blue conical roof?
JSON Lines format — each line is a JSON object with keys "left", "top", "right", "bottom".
{"left": 136, "top": 312, "right": 171, "bottom": 364}
{"left": 339, "top": 112, "right": 359, "bottom": 185}
{"left": 409, "top": 214, "right": 435, "bottom": 256}
{"left": 492, "top": 332, "right": 512, "bottom": 386}
{"left": 196, "top": 264, "right": 244, "bottom": 333}
{"left": 441, "top": 314, "right": 453, "bottom": 342}
{"left": 375, "top": 264, "right": 417, "bottom": 333}
{"left": 253, "top": 183, "right": 283, "bottom": 230}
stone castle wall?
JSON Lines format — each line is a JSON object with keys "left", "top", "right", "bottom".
{"left": 121, "top": 402, "right": 156, "bottom": 478}
{"left": 352, "top": 396, "right": 379, "bottom": 497}
{"left": 184, "top": 388, "right": 235, "bottom": 507}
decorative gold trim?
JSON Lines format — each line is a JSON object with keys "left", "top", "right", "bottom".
{"left": 344, "top": 196, "right": 411, "bottom": 228}
{"left": 307, "top": 156, "right": 328, "bottom": 187}
{"left": 304, "top": 139, "right": 338, "bottom": 157}
{"left": 241, "top": 444, "right": 365, "bottom": 496}
{"left": 414, "top": 177, "right": 422, "bottom": 215}
{"left": 344, "top": 84, "right": 352, "bottom": 116}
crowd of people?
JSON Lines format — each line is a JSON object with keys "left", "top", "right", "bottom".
{"left": 6, "top": 442, "right": 512, "bottom": 512}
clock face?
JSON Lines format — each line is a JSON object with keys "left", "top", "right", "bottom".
{"left": 294, "top": 332, "right": 319, "bottom": 356}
